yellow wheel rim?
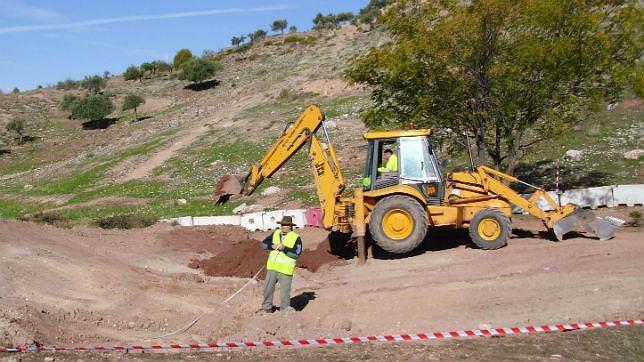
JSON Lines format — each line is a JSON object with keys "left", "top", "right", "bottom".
{"left": 478, "top": 218, "right": 501, "bottom": 241}
{"left": 382, "top": 209, "right": 414, "bottom": 240}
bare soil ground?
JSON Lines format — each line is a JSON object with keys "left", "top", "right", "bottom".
{"left": 1, "top": 208, "right": 642, "bottom": 359}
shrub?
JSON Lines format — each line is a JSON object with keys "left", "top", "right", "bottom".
{"left": 123, "top": 65, "right": 142, "bottom": 81}
{"left": 271, "top": 19, "right": 288, "bottom": 34}
{"left": 122, "top": 93, "right": 145, "bottom": 120}
{"left": 72, "top": 94, "right": 114, "bottom": 121}
{"left": 94, "top": 214, "right": 156, "bottom": 229}
{"left": 56, "top": 78, "right": 80, "bottom": 90}
{"left": 629, "top": 211, "right": 642, "bottom": 227}
{"left": 59, "top": 94, "right": 79, "bottom": 113}
{"left": 178, "top": 58, "right": 222, "bottom": 84}
{"left": 20, "top": 212, "right": 71, "bottom": 228}
{"left": 173, "top": 49, "right": 193, "bottom": 70}
{"left": 81, "top": 75, "right": 106, "bottom": 94}
{"left": 6, "top": 119, "right": 25, "bottom": 141}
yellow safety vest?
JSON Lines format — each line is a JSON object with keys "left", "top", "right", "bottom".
{"left": 266, "top": 230, "right": 299, "bottom": 276}
{"left": 378, "top": 154, "right": 398, "bottom": 173}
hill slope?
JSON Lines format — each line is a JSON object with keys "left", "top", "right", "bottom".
{"left": 0, "top": 25, "right": 641, "bottom": 225}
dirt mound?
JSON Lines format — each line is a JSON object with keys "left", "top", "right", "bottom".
{"left": 189, "top": 236, "right": 346, "bottom": 278}
{"left": 159, "top": 224, "right": 251, "bottom": 255}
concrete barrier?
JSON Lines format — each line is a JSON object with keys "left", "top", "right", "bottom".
{"left": 192, "top": 215, "right": 241, "bottom": 226}
{"left": 241, "top": 212, "right": 265, "bottom": 231}
{"left": 177, "top": 216, "right": 193, "bottom": 227}
{"left": 262, "top": 210, "right": 285, "bottom": 231}
{"left": 560, "top": 186, "right": 614, "bottom": 209}
{"left": 283, "top": 209, "right": 307, "bottom": 229}
{"left": 612, "top": 184, "right": 644, "bottom": 207}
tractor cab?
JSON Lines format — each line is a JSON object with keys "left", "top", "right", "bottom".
{"left": 362, "top": 129, "right": 445, "bottom": 205}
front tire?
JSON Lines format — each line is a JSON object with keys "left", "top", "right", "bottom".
{"left": 369, "top": 195, "right": 428, "bottom": 254}
{"left": 468, "top": 208, "right": 511, "bottom": 250}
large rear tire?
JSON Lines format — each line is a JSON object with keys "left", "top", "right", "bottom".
{"left": 468, "top": 208, "right": 511, "bottom": 250}
{"left": 369, "top": 195, "right": 428, "bottom": 254}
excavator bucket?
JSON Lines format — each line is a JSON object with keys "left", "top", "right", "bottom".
{"left": 552, "top": 208, "right": 624, "bottom": 241}
{"left": 213, "top": 175, "right": 244, "bottom": 204}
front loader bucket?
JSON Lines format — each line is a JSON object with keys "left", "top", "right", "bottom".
{"left": 552, "top": 208, "right": 624, "bottom": 241}
{"left": 213, "top": 175, "right": 244, "bottom": 204}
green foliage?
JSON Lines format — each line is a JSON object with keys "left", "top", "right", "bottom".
{"left": 248, "top": 29, "right": 267, "bottom": 42}
{"left": 355, "top": 0, "right": 388, "bottom": 27}
{"left": 122, "top": 93, "right": 145, "bottom": 120}
{"left": 11, "top": 87, "right": 19, "bottom": 94}
{"left": 235, "top": 43, "right": 252, "bottom": 53}
{"left": 152, "top": 60, "right": 172, "bottom": 75}
{"left": 56, "top": 78, "right": 79, "bottom": 90}
{"left": 313, "top": 12, "right": 353, "bottom": 31}
{"left": 123, "top": 65, "right": 142, "bottom": 81}
{"left": 6, "top": 119, "right": 25, "bottom": 140}
{"left": 59, "top": 94, "right": 79, "bottom": 113}
{"left": 271, "top": 19, "right": 288, "bottom": 34}
{"left": 289, "top": 25, "right": 297, "bottom": 33}
{"left": 19, "top": 211, "right": 71, "bottom": 228}
{"left": 81, "top": 75, "right": 106, "bottom": 94}
{"left": 231, "top": 35, "right": 243, "bottom": 47}
{"left": 178, "top": 57, "right": 222, "bottom": 84}
{"left": 140, "top": 62, "right": 154, "bottom": 75}
{"left": 94, "top": 214, "right": 156, "bottom": 229}
{"left": 173, "top": 48, "right": 193, "bottom": 70}
{"left": 283, "top": 34, "right": 317, "bottom": 46}
{"left": 71, "top": 94, "right": 114, "bottom": 121}
{"left": 346, "top": 0, "right": 643, "bottom": 174}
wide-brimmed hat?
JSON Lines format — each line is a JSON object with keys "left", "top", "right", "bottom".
{"left": 277, "top": 215, "right": 296, "bottom": 226}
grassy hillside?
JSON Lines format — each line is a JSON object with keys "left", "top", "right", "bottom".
{"left": 0, "top": 25, "right": 641, "bottom": 226}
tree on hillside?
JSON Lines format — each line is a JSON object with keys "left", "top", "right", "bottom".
{"left": 81, "top": 75, "right": 106, "bottom": 94}
{"left": 336, "top": 12, "right": 355, "bottom": 23}
{"left": 231, "top": 36, "right": 243, "bottom": 47}
{"left": 59, "top": 94, "right": 79, "bottom": 118}
{"left": 346, "top": 0, "right": 642, "bottom": 175}
{"left": 71, "top": 94, "right": 114, "bottom": 122}
{"left": 152, "top": 60, "right": 172, "bottom": 75}
{"left": 178, "top": 58, "right": 222, "bottom": 85}
{"left": 56, "top": 78, "right": 79, "bottom": 90}
{"left": 11, "top": 87, "right": 20, "bottom": 94}
{"left": 103, "top": 70, "right": 110, "bottom": 79}
{"left": 355, "top": 0, "right": 388, "bottom": 29}
{"left": 271, "top": 19, "right": 288, "bottom": 34}
{"left": 123, "top": 65, "right": 143, "bottom": 81}
{"left": 248, "top": 29, "right": 267, "bottom": 43}
{"left": 6, "top": 119, "right": 25, "bottom": 143}
{"left": 173, "top": 49, "right": 193, "bottom": 70}
{"left": 140, "top": 62, "right": 154, "bottom": 77}
{"left": 122, "top": 93, "right": 145, "bottom": 121}
{"left": 289, "top": 25, "right": 297, "bottom": 33}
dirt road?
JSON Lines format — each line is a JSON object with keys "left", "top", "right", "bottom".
{"left": 1, "top": 208, "right": 642, "bottom": 352}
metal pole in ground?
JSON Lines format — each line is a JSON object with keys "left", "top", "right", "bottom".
{"left": 354, "top": 188, "right": 367, "bottom": 264}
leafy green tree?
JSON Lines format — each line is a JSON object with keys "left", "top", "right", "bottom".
{"left": 248, "top": 29, "right": 267, "bottom": 42}
{"left": 71, "top": 94, "right": 114, "bottom": 122}
{"left": 178, "top": 58, "right": 222, "bottom": 84}
{"left": 11, "top": 87, "right": 20, "bottom": 94}
{"left": 59, "top": 94, "right": 79, "bottom": 115}
{"left": 173, "top": 49, "right": 193, "bottom": 70}
{"left": 56, "top": 78, "right": 79, "bottom": 90}
{"left": 346, "top": 0, "right": 642, "bottom": 174}
{"left": 103, "top": 70, "right": 110, "bottom": 79}
{"left": 231, "top": 36, "right": 242, "bottom": 47}
{"left": 271, "top": 19, "right": 288, "bottom": 34}
{"left": 6, "top": 119, "right": 25, "bottom": 142}
{"left": 123, "top": 65, "right": 142, "bottom": 81}
{"left": 336, "top": 12, "right": 355, "bottom": 23}
{"left": 152, "top": 60, "right": 172, "bottom": 75}
{"left": 140, "top": 62, "right": 154, "bottom": 76}
{"left": 289, "top": 25, "right": 297, "bottom": 33}
{"left": 122, "top": 93, "right": 145, "bottom": 121}
{"left": 81, "top": 75, "right": 106, "bottom": 94}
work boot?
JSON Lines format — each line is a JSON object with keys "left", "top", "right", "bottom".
{"left": 279, "top": 306, "right": 296, "bottom": 313}
{"left": 256, "top": 307, "right": 274, "bottom": 315}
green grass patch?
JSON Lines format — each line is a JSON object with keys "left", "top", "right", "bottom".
{"left": 0, "top": 199, "right": 51, "bottom": 219}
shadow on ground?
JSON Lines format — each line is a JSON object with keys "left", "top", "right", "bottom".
{"left": 184, "top": 79, "right": 220, "bottom": 91}
{"left": 82, "top": 118, "right": 118, "bottom": 130}
{"left": 290, "top": 292, "right": 316, "bottom": 311}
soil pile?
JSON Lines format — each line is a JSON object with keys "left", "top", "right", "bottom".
{"left": 190, "top": 235, "right": 346, "bottom": 278}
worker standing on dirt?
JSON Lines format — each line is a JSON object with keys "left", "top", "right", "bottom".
{"left": 259, "top": 216, "right": 302, "bottom": 313}
{"left": 378, "top": 149, "right": 398, "bottom": 173}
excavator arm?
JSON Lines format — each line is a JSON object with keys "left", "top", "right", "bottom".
{"left": 213, "top": 105, "right": 346, "bottom": 229}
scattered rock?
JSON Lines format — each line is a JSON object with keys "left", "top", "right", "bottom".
{"left": 340, "top": 319, "right": 352, "bottom": 331}
{"left": 233, "top": 203, "right": 264, "bottom": 214}
{"left": 563, "top": 149, "right": 582, "bottom": 161}
{"left": 23, "top": 184, "right": 33, "bottom": 190}
{"left": 177, "top": 198, "right": 187, "bottom": 205}
{"left": 261, "top": 186, "right": 281, "bottom": 196}
{"left": 606, "top": 102, "right": 618, "bottom": 111}
{"left": 325, "top": 120, "right": 337, "bottom": 129}
{"left": 624, "top": 149, "right": 643, "bottom": 160}
{"left": 233, "top": 203, "right": 248, "bottom": 214}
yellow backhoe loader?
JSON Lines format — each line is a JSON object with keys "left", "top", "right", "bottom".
{"left": 214, "top": 105, "right": 622, "bottom": 257}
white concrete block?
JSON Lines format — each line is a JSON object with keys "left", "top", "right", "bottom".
{"left": 177, "top": 216, "right": 193, "bottom": 227}
{"left": 560, "top": 186, "right": 614, "bottom": 209}
{"left": 283, "top": 209, "right": 307, "bottom": 229}
{"left": 262, "top": 210, "right": 285, "bottom": 231}
{"left": 192, "top": 215, "right": 241, "bottom": 226}
{"left": 612, "top": 184, "right": 644, "bottom": 207}
{"left": 241, "top": 212, "right": 264, "bottom": 231}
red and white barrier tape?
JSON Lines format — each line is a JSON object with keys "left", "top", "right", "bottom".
{"left": 1, "top": 319, "right": 641, "bottom": 353}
